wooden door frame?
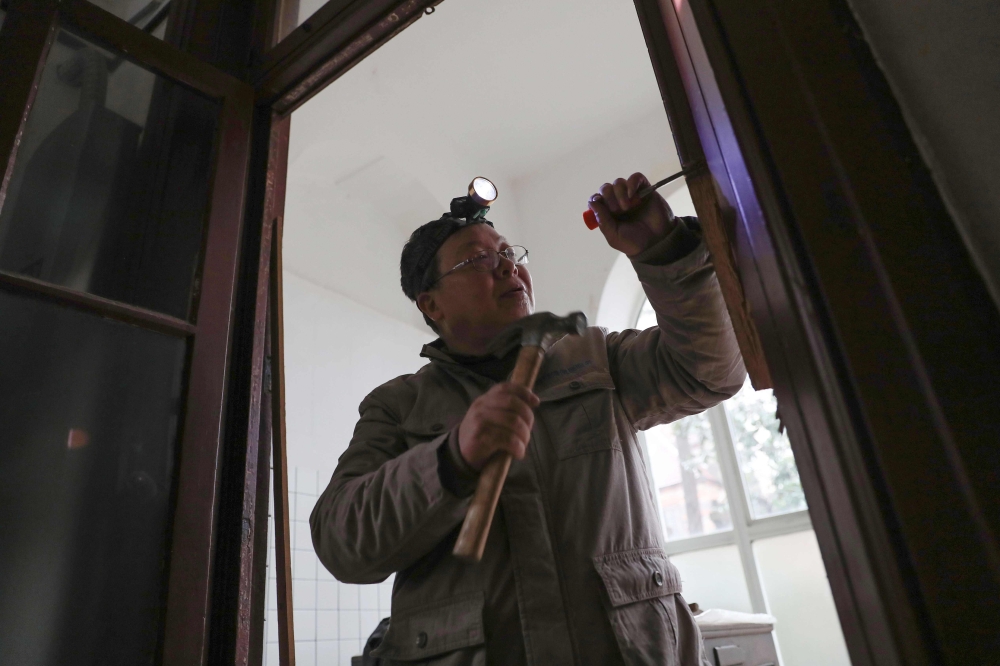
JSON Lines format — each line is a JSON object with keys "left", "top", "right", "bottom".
{"left": 632, "top": 1, "right": 1000, "bottom": 664}
{"left": 633, "top": 2, "right": 921, "bottom": 664}
{"left": 233, "top": 0, "right": 1000, "bottom": 665}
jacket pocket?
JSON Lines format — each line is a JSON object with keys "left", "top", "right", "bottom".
{"left": 593, "top": 548, "right": 682, "bottom": 666}
{"left": 370, "top": 592, "right": 486, "bottom": 663}
{"left": 538, "top": 371, "right": 621, "bottom": 460}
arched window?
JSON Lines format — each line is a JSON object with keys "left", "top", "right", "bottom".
{"left": 637, "top": 300, "right": 850, "bottom": 665}
{"left": 638, "top": 299, "right": 806, "bottom": 538}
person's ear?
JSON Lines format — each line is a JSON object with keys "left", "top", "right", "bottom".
{"left": 417, "top": 291, "right": 443, "bottom": 325}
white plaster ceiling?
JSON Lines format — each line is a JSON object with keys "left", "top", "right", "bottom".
{"left": 284, "top": 0, "right": 669, "bottom": 330}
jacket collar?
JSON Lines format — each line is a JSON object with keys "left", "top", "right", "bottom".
{"left": 419, "top": 339, "right": 458, "bottom": 365}
{"left": 419, "top": 323, "right": 524, "bottom": 366}
{"left": 419, "top": 337, "right": 521, "bottom": 368}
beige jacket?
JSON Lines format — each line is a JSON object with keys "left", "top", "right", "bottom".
{"left": 311, "top": 221, "right": 746, "bottom": 665}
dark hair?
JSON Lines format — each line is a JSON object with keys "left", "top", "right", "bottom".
{"left": 400, "top": 216, "right": 493, "bottom": 332}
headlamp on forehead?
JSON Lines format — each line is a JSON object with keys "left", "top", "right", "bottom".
{"left": 449, "top": 176, "right": 497, "bottom": 221}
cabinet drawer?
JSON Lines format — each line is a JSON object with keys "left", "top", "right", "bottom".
{"left": 703, "top": 632, "right": 778, "bottom": 666}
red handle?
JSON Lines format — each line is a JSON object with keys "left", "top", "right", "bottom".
{"left": 583, "top": 208, "right": 599, "bottom": 230}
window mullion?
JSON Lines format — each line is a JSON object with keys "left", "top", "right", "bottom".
{"left": 708, "top": 404, "right": 768, "bottom": 613}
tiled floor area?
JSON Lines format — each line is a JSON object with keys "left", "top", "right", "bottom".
{"left": 264, "top": 468, "right": 395, "bottom": 666}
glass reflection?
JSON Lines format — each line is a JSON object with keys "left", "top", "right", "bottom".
{"left": 0, "top": 291, "right": 187, "bottom": 665}
{"left": 84, "top": 1, "right": 171, "bottom": 39}
{"left": 725, "top": 377, "right": 807, "bottom": 519}
{"left": 0, "top": 26, "right": 219, "bottom": 319}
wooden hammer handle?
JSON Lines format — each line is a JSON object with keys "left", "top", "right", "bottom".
{"left": 453, "top": 345, "right": 546, "bottom": 562}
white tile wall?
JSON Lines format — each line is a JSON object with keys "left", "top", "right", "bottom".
{"left": 264, "top": 467, "right": 395, "bottom": 666}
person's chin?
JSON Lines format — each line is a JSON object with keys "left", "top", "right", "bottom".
{"left": 498, "top": 294, "right": 532, "bottom": 318}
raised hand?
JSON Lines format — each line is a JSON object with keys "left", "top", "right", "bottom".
{"left": 588, "top": 172, "right": 677, "bottom": 257}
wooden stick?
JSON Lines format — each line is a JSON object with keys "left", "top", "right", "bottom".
{"left": 269, "top": 215, "right": 296, "bottom": 666}
{"left": 452, "top": 345, "right": 545, "bottom": 562}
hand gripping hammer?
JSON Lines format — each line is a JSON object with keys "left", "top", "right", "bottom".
{"left": 453, "top": 311, "right": 588, "bottom": 562}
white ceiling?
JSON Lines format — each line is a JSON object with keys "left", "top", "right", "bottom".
{"left": 284, "top": 0, "right": 671, "bottom": 329}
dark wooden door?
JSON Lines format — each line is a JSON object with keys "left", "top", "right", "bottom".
{"left": 0, "top": 2, "right": 253, "bottom": 665}
{"left": 632, "top": 1, "right": 1000, "bottom": 665}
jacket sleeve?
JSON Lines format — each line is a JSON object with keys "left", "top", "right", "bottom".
{"left": 607, "top": 218, "right": 747, "bottom": 430}
{"left": 309, "top": 388, "right": 470, "bottom": 584}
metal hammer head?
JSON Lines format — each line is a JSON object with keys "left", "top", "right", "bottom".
{"left": 515, "top": 311, "right": 588, "bottom": 350}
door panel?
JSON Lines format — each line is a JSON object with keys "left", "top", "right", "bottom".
{"left": 0, "top": 2, "right": 253, "bottom": 665}
{"left": 0, "top": 290, "right": 188, "bottom": 665}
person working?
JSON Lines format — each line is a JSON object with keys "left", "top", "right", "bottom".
{"left": 310, "top": 172, "right": 746, "bottom": 665}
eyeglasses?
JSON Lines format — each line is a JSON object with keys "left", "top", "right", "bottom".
{"left": 433, "top": 245, "right": 529, "bottom": 286}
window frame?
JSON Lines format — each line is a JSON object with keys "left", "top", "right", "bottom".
{"left": 0, "top": 3, "right": 255, "bottom": 664}
{"left": 636, "top": 300, "right": 812, "bottom": 614}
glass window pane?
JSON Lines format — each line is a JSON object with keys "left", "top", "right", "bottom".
{"left": 645, "top": 413, "right": 733, "bottom": 540}
{"left": 669, "top": 545, "right": 753, "bottom": 613}
{"left": 84, "top": 1, "right": 171, "bottom": 40}
{"left": 0, "top": 26, "right": 219, "bottom": 319}
{"left": 0, "top": 291, "right": 187, "bottom": 665}
{"left": 754, "top": 531, "right": 851, "bottom": 666}
{"left": 295, "top": 0, "right": 331, "bottom": 32}
{"left": 725, "top": 377, "right": 808, "bottom": 519}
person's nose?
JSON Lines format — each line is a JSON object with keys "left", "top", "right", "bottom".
{"left": 495, "top": 253, "right": 515, "bottom": 279}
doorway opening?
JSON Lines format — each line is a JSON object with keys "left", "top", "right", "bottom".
{"left": 261, "top": 1, "right": 850, "bottom": 664}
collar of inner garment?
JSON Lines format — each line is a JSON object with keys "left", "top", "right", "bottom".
{"left": 422, "top": 332, "right": 521, "bottom": 365}
{"left": 420, "top": 317, "right": 526, "bottom": 366}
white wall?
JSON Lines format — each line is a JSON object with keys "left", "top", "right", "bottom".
{"left": 512, "top": 109, "right": 696, "bottom": 321}
{"left": 282, "top": 0, "right": 678, "bottom": 331}
{"left": 846, "top": 0, "right": 1000, "bottom": 305}
{"left": 270, "top": 271, "right": 435, "bottom": 666}
{"left": 282, "top": 270, "right": 434, "bottom": 476}
{"left": 281, "top": 133, "right": 505, "bottom": 331}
